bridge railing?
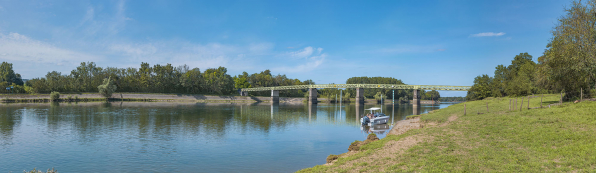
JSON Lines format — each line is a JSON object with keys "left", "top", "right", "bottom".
{"left": 240, "top": 84, "right": 470, "bottom": 92}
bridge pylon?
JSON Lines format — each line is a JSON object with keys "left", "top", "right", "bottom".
{"left": 308, "top": 88, "right": 318, "bottom": 104}
{"left": 356, "top": 88, "right": 365, "bottom": 104}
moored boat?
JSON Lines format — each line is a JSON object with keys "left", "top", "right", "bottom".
{"left": 360, "top": 107, "right": 389, "bottom": 126}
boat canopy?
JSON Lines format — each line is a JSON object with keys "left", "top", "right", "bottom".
{"left": 365, "top": 107, "right": 381, "bottom": 111}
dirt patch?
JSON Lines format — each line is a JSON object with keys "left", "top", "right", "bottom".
{"left": 388, "top": 117, "right": 422, "bottom": 136}
{"left": 438, "top": 114, "right": 459, "bottom": 127}
{"left": 331, "top": 135, "right": 431, "bottom": 172}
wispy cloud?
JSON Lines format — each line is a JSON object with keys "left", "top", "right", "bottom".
{"left": 107, "top": 41, "right": 267, "bottom": 71}
{"left": 77, "top": 0, "right": 132, "bottom": 37}
{"left": 274, "top": 46, "right": 326, "bottom": 73}
{"left": 287, "top": 46, "right": 315, "bottom": 58}
{"left": 0, "top": 32, "right": 100, "bottom": 65}
{"left": 470, "top": 32, "right": 506, "bottom": 37}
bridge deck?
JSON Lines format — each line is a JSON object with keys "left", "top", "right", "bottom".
{"left": 241, "top": 84, "right": 470, "bottom": 92}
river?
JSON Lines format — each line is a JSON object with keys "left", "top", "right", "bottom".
{"left": 0, "top": 102, "right": 455, "bottom": 172}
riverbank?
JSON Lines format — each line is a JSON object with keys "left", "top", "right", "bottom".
{"left": 299, "top": 94, "right": 596, "bottom": 172}
{"left": 0, "top": 93, "right": 303, "bottom": 103}
{"left": 1, "top": 93, "right": 437, "bottom": 104}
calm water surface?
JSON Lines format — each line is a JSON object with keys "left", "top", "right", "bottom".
{"left": 0, "top": 102, "right": 456, "bottom": 172}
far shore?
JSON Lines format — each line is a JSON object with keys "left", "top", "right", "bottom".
{"left": 0, "top": 93, "right": 442, "bottom": 104}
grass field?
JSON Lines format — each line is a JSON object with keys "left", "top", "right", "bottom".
{"left": 299, "top": 94, "right": 596, "bottom": 172}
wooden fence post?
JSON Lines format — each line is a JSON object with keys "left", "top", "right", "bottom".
{"left": 560, "top": 92, "right": 563, "bottom": 104}
{"left": 464, "top": 104, "right": 466, "bottom": 115}
{"left": 509, "top": 99, "right": 511, "bottom": 111}
{"left": 520, "top": 97, "right": 524, "bottom": 111}
{"left": 541, "top": 94, "right": 543, "bottom": 108}
{"left": 515, "top": 99, "right": 517, "bottom": 110}
{"left": 527, "top": 96, "right": 530, "bottom": 109}
{"left": 581, "top": 88, "right": 583, "bottom": 102}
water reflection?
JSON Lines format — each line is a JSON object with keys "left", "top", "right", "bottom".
{"left": 0, "top": 102, "right": 454, "bottom": 173}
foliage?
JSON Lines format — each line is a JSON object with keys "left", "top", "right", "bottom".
{"left": 468, "top": 1, "right": 596, "bottom": 101}
{"left": 538, "top": 0, "right": 596, "bottom": 100}
{"left": 233, "top": 72, "right": 251, "bottom": 89}
{"left": 24, "top": 62, "right": 237, "bottom": 95}
{"left": 346, "top": 76, "right": 408, "bottom": 99}
{"left": 238, "top": 70, "right": 313, "bottom": 97}
{"left": 423, "top": 90, "right": 440, "bottom": 100}
{"left": 373, "top": 91, "right": 386, "bottom": 102}
{"left": 467, "top": 53, "right": 539, "bottom": 100}
{"left": 0, "top": 62, "right": 24, "bottom": 86}
{"left": 50, "top": 91, "right": 60, "bottom": 101}
{"left": 343, "top": 92, "right": 351, "bottom": 101}
{"left": 97, "top": 77, "right": 117, "bottom": 99}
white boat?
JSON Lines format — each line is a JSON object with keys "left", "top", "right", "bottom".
{"left": 360, "top": 107, "right": 390, "bottom": 125}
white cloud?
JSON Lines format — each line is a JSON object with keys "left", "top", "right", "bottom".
{"left": 77, "top": 0, "right": 131, "bottom": 37}
{"left": 107, "top": 41, "right": 275, "bottom": 72}
{"left": 109, "top": 0, "right": 132, "bottom": 34}
{"left": 0, "top": 32, "right": 100, "bottom": 65}
{"left": 470, "top": 32, "right": 506, "bottom": 37}
{"left": 288, "top": 46, "right": 314, "bottom": 58}
{"left": 274, "top": 46, "right": 326, "bottom": 73}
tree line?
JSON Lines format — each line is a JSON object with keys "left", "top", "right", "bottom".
{"left": 2, "top": 61, "right": 443, "bottom": 101}
{"left": 1, "top": 61, "right": 315, "bottom": 96}
{"left": 318, "top": 77, "right": 440, "bottom": 102}
{"left": 467, "top": 0, "right": 596, "bottom": 101}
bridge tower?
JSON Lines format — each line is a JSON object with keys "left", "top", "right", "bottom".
{"left": 413, "top": 89, "right": 420, "bottom": 105}
{"left": 356, "top": 88, "right": 365, "bottom": 104}
{"left": 308, "top": 88, "right": 318, "bottom": 104}
{"left": 271, "top": 90, "right": 279, "bottom": 103}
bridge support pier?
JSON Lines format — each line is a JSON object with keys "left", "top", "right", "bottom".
{"left": 308, "top": 88, "right": 318, "bottom": 104}
{"left": 356, "top": 88, "right": 365, "bottom": 104}
{"left": 238, "top": 89, "right": 248, "bottom": 96}
{"left": 271, "top": 90, "right": 279, "bottom": 103}
{"left": 413, "top": 89, "right": 420, "bottom": 106}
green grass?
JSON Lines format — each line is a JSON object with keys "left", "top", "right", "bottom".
{"left": 299, "top": 94, "right": 596, "bottom": 172}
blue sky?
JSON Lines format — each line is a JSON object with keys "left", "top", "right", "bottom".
{"left": 0, "top": 0, "right": 571, "bottom": 96}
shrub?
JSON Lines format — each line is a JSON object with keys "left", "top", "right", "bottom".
{"left": 24, "top": 85, "right": 36, "bottom": 94}
{"left": 97, "top": 77, "right": 117, "bottom": 99}
{"left": 50, "top": 91, "right": 60, "bottom": 101}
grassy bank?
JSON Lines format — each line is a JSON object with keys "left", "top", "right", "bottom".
{"left": 299, "top": 94, "right": 596, "bottom": 172}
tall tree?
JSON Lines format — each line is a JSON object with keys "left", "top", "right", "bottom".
{"left": 539, "top": 0, "right": 596, "bottom": 100}
{"left": 0, "top": 62, "right": 24, "bottom": 86}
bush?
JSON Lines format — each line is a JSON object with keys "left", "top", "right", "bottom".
{"left": 24, "top": 85, "right": 36, "bottom": 94}
{"left": 343, "top": 92, "right": 351, "bottom": 101}
{"left": 50, "top": 91, "right": 60, "bottom": 101}
{"left": 373, "top": 91, "right": 386, "bottom": 103}
{"left": 97, "top": 77, "right": 117, "bottom": 99}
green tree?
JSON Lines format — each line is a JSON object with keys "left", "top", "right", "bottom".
{"left": 466, "top": 74, "right": 493, "bottom": 101}
{"left": 0, "top": 62, "right": 23, "bottom": 86}
{"left": 539, "top": 0, "right": 596, "bottom": 100}
{"left": 97, "top": 77, "right": 117, "bottom": 99}
{"left": 234, "top": 72, "right": 251, "bottom": 89}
